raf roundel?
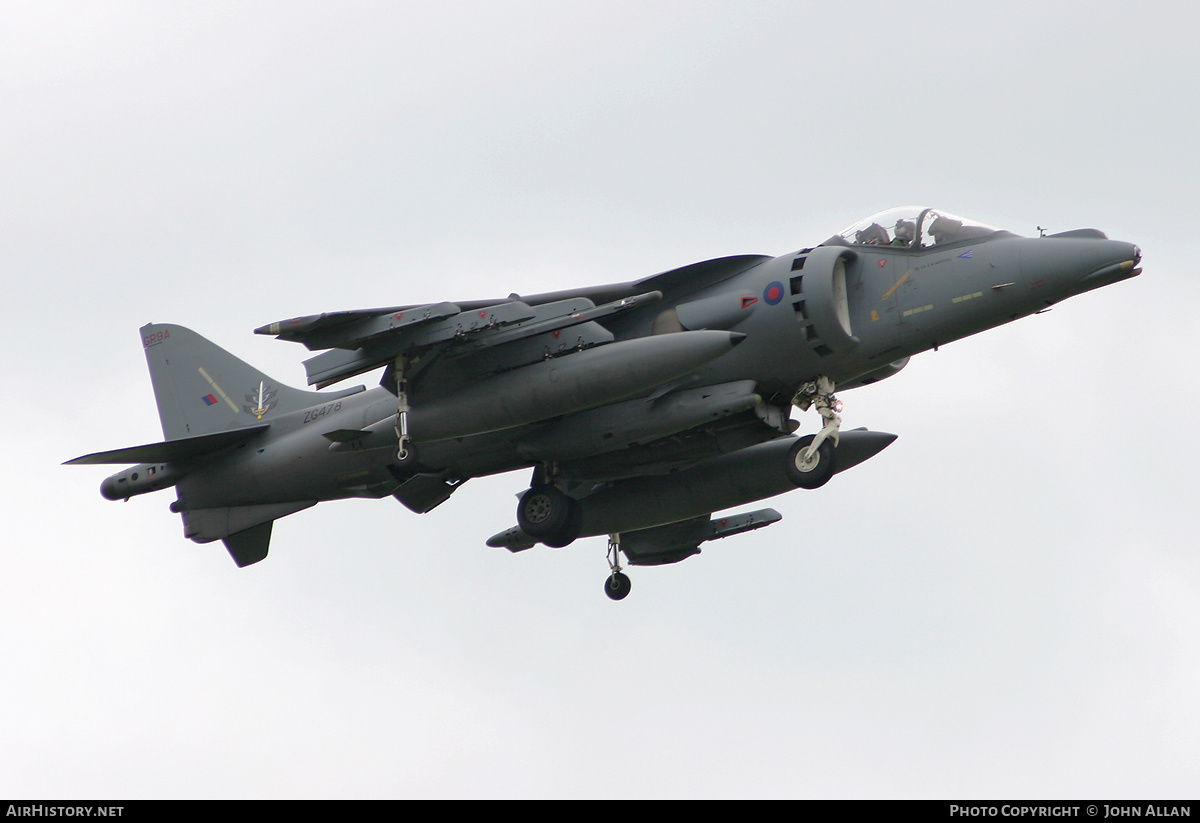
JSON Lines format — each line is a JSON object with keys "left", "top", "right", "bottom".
{"left": 763, "top": 281, "right": 785, "bottom": 305}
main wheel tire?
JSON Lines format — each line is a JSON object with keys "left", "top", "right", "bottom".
{"left": 541, "top": 499, "right": 583, "bottom": 548}
{"left": 517, "top": 484, "right": 573, "bottom": 538}
{"left": 605, "top": 572, "right": 632, "bottom": 601}
{"left": 786, "top": 435, "right": 836, "bottom": 489}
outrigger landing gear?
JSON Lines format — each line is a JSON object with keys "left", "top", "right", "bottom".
{"left": 604, "top": 536, "right": 631, "bottom": 600}
{"left": 790, "top": 375, "right": 842, "bottom": 489}
{"left": 394, "top": 354, "right": 413, "bottom": 464}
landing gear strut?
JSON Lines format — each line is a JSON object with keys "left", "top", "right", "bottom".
{"left": 394, "top": 354, "right": 412, "bottom": 463}
{"left": 789, "top": 375, "right": 841, "bottom": 488}
{"left": 792, "top": 375, "right": 842, "bottom": 455}
{"left": 605, "top": 536, "right": 631, "bottom": 600}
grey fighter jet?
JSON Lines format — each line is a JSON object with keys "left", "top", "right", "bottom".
{"left": 68, "top": 207, "right": 1142, "bottom": 599}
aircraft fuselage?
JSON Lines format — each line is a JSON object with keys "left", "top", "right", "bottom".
{"left": 74, "top": 206, "right": 1141, "bottom": 579}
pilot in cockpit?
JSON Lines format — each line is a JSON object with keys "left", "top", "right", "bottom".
{"left": 891, "top": 220, "right": 915, "bottom": 247}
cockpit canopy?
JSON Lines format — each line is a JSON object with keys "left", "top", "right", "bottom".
{"left": 828, "top": 207, "right": 1009, "bottom": 249}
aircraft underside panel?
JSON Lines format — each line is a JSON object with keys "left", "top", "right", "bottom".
{"left": 180, "top": 501, "right": 316, "bottom": 543}
{"left": 390, "top": 472, "right": 465, "bottom": 513}
{"left": 516, "top": 380, "right": 763, "bottom": 464}
{"left": 557, "top": 407, "right": 782, "bottom": 480}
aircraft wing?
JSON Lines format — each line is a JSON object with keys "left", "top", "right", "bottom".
{"left": 257, "top": 291, "right": 664, "bottom": 389}
{"left": 254, "top": 254, "right": 773, "bottom": 390}
{"left": 630, "top": 254, "right": 771, "bottom": 295}
{"left": 255, "top": 303, "right": 463, "bottom": 350}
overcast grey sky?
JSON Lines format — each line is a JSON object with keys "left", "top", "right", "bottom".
{"left": 3, "top": 0, "right": 1197, "bottom": 798}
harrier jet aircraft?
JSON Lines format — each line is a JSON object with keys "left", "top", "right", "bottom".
{"left": 68, "top": 207, "right": 1142, "bottom": 599}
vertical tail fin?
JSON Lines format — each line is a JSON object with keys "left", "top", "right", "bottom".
{"left": 141, "top": 323, "right": 335, "bottom": 440}
{"left": 139, "top": 324, "right": 344, "bottom": 564}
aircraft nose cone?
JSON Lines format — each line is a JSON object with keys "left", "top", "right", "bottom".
{"left": 1078, "top": 239, "right": 1142, "bottom": 289}
{"left": 1021, "top": 235, "right": 1142, "bottom": 300}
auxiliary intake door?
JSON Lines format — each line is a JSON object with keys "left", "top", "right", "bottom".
{"left": 786, "top": 246, "right": 860, "bottom": 357}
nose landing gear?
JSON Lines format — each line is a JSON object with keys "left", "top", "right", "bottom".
{"left": 790, "top": 375, "right": 841, "bottom": 488}
{"left": 786, "top": 434, "right": 836, "bottom": 488}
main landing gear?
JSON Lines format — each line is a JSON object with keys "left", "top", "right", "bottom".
{"left": 516, "top": 467, "right": 627, "bottom": 599}
{"left": 516, "top": 477, "right": 583, "bottom": 549}
{"left": 514, "top": 485, "right": 630, "bottom": 600}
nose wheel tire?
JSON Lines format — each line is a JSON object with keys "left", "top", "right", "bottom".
{"left": 786, "top": 434, "right": 836, "bottom": 489}
{"left": 605, "top": 572, "right": 632, "bottom": 601}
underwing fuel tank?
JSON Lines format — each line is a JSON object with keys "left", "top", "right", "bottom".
{"left": 404, "top": 330, "right": 746, "bottom": 443}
